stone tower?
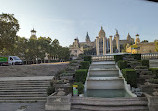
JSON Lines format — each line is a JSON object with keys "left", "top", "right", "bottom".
{"left": 30, "top": 28, "right": 37, "bottom": 39}
{"left": 85, "top": 32, "right": 91, "bottom": 43}
{"left": 73, "top": 38, "right": 80, "bottom": 48}
{"left": 135, "top": 34, "right": 140, "bottom": 45}
{"left": 114, "top": 29, "right": 120, "bottom": 52}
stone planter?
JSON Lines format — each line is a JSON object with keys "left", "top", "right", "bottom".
{"left": 45, "top": 92, "right": 71, "bottom": 110}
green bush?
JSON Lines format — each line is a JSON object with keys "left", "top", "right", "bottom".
{"left": 75, "top": 69, "right": 88, "bottom": 83}
{"left": 149, "top": 78, "right": 158, "bottom": 84}
{"left": 73, "top": 82, "right": 84, "bottom": 94}
{"left": 118, "top": 60, "right": 127, "bottom": 70}
{"left": 149, "top": 68, "right": 158, "bottom": 78}
{"left": 70, "top": 60, "right": 78, "bottom": 63}
{"left": 84, "top": 56, "right": 92, "bottom": 63}
{"left": 80, "top": 61, "right": 90, "bottom": 69}
{"left": 131, "top": 54, "right": 141, "bottom": 60}
{"left": 47, "top": 81, "right": 55, "bottom": 96}
{"left": 122, "top": 69, "right": 137, "bottom": 87}
{"left": 141, "top": 60, "right": 149, "bottom": 68}
{"left": 114, "top": 55, "right": 123, "bottom": 62}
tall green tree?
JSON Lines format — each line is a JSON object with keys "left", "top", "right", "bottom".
{"left": 0, "top": 13, "right": 20, "bottom": 55}
{"left": 155, "top": 40, "right": 158, "bottom": 52}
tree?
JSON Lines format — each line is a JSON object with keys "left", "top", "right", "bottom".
{"left": 155, "top": 40, "right": 158, "bottom": 52}
{"left": 0, "top": 13, "right": 20, "bottom": 55}
{"left": 141, "top": 40, "right": 149, "bottom": 43}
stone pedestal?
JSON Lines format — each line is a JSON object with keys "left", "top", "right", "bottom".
{"left": 144, "top": 93, "right": 158, "bottom": 111}
{"left": 45, "top": 92, "right": 71, "bottom": 110}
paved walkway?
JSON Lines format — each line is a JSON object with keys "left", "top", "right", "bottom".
{"left": 0, "top": 102, "right": 89, "bottom": 111}
{"left": 0, "top": 76, "right": 54, "bottom": 81}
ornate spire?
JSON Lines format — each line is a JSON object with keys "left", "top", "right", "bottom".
{"left": 115, "top": 29, "right": 118, "bottom": 34}
{"left": 115, "top": 29, "right": 119, "bottom": 37}
{"left": 86, "top": 32, "right": 90, "bottom": 42}
{"left": 101, "top": 26, "right": 103, "bottom": 30}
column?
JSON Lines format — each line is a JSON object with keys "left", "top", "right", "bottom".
{"left": 116, "top": 36, "right": 120, "bottom": 52}
{"left": 109, "top": 36, "right": 113, "bottom": 54}
{"left": 96, "top": 37, "right": 100, "bottom": 56}
{"left": 103, "top": 37, "right": 106, "bottom": 55}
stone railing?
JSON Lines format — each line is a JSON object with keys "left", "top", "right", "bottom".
{"left": 141, "top": 53, "right": 158, "bottom": 60}
{"left": 92, "top": 55, "right": 114, "bottom": 61}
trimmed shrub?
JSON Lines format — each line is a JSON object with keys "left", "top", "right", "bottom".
{"left": 114, "top": 55, "right": 123, "bottom": 62}
{"left": 141, "top": 60, "right": 149, "bottom": 68}
{"left": 47, "top": 81, "right": 55, "bottom": 96}
{"left": 149, "top": 68, "right": 158, "bottom": 78}
{"left": 131, "top": 54, "right": 141, "bottom": 60}
{"left": 73, "top": 82, "right": 84, "bottom": 94}
{"left": 149, "top": 78, "right": 158, "bottom": 84}
{"left": 84, "top": 56, "right": 92, "bottom": 63}
{"left": 80, "top": 61, "right": 90, "bottom": 69}
{"left": 75, "top": 69, "right": 88, "bottom": 83}
{"left": 122, "top": 69, "right": 137, "bottom": 87}
{"left": 118, "top": 60, "right": 127, "bottom": 70}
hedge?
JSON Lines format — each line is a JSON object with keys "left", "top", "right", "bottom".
{"left": 75, "top": 69, "right": 88, "bottom": 83}
{"left": 141, "top": 60, "right": 149, "bottom": 68}
{"left": 47, "top": 81, "right": 55, "bottom": 96}
{"left": 131, "top": 54, "right": 141, "bottom": 60}
{"left": 84, "top": 56, "right": 92, "bottom": 63}
{"left": 114, "top": 55, "right": 123, "bottom": 62}
{"left": 118, "top": 60, "right": 127, "bottom": 70}
{"left": 80, "top": 61, "right": 90, "bottom": 69}
{"left": 73, "top": 82, "right": 84, "bottom": 94}
{"left": 122, "top": 68, "right": 137, "bottom": 87}
{"left": 149, "top": 78, "right": 158, "bottom": 84}
{"left": 149, "top": 68, "right": 158, "bottom": 78}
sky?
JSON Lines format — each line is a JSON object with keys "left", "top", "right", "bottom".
{"left": 0, "top": 0, "right": 158, "bottom": 47}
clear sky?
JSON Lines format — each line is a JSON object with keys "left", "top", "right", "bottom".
{"left": 0, "top": 0, "right": 158, "bottom": 47}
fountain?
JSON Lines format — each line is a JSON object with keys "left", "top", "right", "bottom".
{"left": 84, "top": 61, "right": 136, "bottom": 98}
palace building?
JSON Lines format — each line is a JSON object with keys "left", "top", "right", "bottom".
{"left": 69, "top": 27, "right": 135, "bottom": 57}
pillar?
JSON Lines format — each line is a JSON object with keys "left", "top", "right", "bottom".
{"left": 116, "top": 36, "right": 120, "bottom": 52}
{"left": 96, "top": 37, "right": 100, "bottom": 56}
{"left": 109, "top": 36, "right": 113, "bottom": 54}
{"left": 103, "top": 37, "right": 106, "bottom": 55}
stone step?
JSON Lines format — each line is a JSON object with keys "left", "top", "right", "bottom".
{"left": 0, "top": 81, "right": 50, "bottom": 84}
{"left": 72, "top": 99, "right": 148, "bottom": 106}
{"left": 0, "top": 89, "right": 47, "bottom": 92}
{"left": 0, "top": 97, "right": 47, "bottom": 100}
{"left": 0, "top": 87, "right": 48, "bottom": 90}
{"left": 87, "top": 78, "right": 124, "bottom": 89}
{"left": 0, "top": 92, "right": 47, "bottom": 95}
{"left": 72, "top": 97, "right": 148, "bottom": 102}
{"left": 0, "top": 94, "right": 47, "bottom": 97}
{"left": 0, "top": 77, "right": 51, "bottom": 103}
{"left": 72, "top": 105, "right": 149, "bottom": 111}
{"left": 0, "top": 100, "right": 46, "bottom": 103}
{"left": 0, "top": 85, "right": 49, "bottom": 88}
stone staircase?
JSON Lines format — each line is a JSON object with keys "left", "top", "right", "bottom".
{"left": 71, "top": 97, "right": 149, "bottom": 111}
{"left": 0, "top": 77, "right": 52, "bottom": 103}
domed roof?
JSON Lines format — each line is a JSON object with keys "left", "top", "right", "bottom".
{"left": 99, "top": 26, "right": 105, "bottom": 38}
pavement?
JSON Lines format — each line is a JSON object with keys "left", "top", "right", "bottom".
{"left": 0, "top": 102, "right": 89, "bottom": 111}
